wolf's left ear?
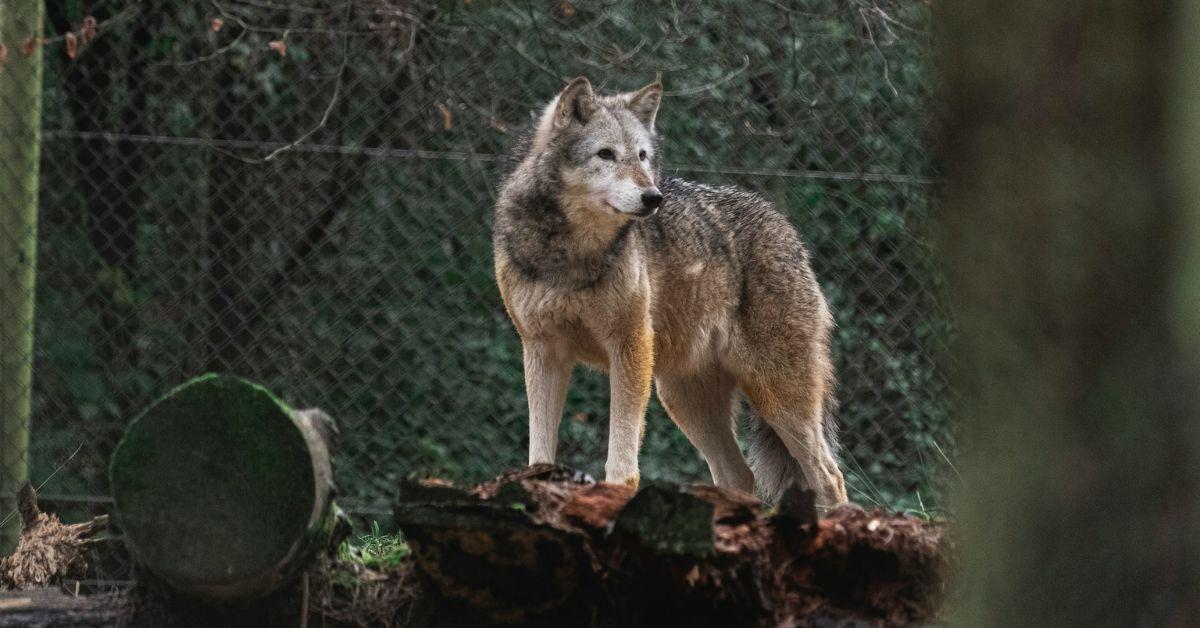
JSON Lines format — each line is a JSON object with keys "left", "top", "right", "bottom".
{"left": 626, "top": 81, "right": 663, "bottom": 130}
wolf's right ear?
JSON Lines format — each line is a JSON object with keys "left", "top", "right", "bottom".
{"left": 553, "top": 77, "right": 598, "bottom": 130}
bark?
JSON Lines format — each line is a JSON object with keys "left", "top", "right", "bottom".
{"left": 394, "top": 465, "right": 947, "bottom": 626}
{"left": 0, "top": 588, "right": 121, "bottom": 627}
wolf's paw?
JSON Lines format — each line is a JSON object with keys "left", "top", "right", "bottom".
{"left": 605, "top": 471, "right": 639, "bottom": 490}
{"left": 605, "top": 457, "right": 640, "bottom": 489}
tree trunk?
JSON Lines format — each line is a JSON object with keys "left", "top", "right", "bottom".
{"left": 46, "top": 1, "right": 157, "bottom": 421}
{"left": 109, "top": 375, "right": 336, "bottom": 601}
{"left": 203, "top": 44, "right": 253, "bottom": 372}
{"left": 0, "top": 0, "right": 44, "bottom": 555}
{"left": 937, "top": 0, "right": 1200, "bottom": 623}
{"left": 42, "top": 4, "right": 121, "bottom": 274}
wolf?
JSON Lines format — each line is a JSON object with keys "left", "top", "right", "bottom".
{"left": 492, "top": 76, "right": 848, "bottom": 509}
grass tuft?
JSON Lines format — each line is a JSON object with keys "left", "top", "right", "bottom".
{"left": 338, "top": 521, "right": 411, "bottom": 570}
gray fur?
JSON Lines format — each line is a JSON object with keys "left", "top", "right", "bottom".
{"left": 493, "top": 77, "right": 847, "bottom": 507}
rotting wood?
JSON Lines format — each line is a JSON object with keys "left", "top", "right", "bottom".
{"left": 395, "top": 464, "right": 948, "bottom": 626}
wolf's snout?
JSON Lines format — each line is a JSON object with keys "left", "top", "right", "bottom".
{"left": 641, "top": 189, "right": 663, "bottom": 211}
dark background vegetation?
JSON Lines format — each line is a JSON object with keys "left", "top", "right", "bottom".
{"left": 24, "top": 0, "right": 950, "bottom": 516}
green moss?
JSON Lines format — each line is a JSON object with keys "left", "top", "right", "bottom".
{"left": 612, "top": 484, "right": 715, "bottom": 558}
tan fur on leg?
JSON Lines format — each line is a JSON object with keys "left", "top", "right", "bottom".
{"left": 656, "top": 369, "right": 754, "bottom": 494}
{"left": 522, "top": 337, "right": 572, "bottom": 465}
{"left": 603, "top": 317, "right": 653, "bottom": 488}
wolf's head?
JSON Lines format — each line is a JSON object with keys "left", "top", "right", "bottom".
{"left": 531, "top": 76, "right": 663, "bottom": 218}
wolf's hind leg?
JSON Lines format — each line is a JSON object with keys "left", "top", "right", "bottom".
{"left": 523, "top": 337, "right": 572, "bottom": 465}
{"left": 656, "top": 370, "right": 755, "bottom": 494}
{"left": 742, "top": 382, "right": 847, "bottom": 510}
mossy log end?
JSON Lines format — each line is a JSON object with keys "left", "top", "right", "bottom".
{"left": 110, "top": 374, "right": 336, "bottom": 602}
{"left": 394, "top": 465, "right": 948, "bottom": 626}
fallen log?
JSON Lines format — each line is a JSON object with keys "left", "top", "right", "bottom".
{"left": 395, "top": 465, "right": 948, "bottom": 626}
{"left": 0, "top": 589, "right": 123, "bottom": 627}
{"left": 109, "top": 374, "right": 337, "bottom": 602}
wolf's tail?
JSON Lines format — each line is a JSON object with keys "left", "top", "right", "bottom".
{"left": 745, "top": 373, "right": 839, "bottom": 504}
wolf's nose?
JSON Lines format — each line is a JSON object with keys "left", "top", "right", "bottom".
{"left": 641, "top": 189, "right": 663, "bottom": 210}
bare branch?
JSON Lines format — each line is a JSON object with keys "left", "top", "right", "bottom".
{"left": 39, "top": 5, "right": 139, "bottom": 46}
{"left": 859, "top": 7, "right": 899, "bottom": 98}
{"left": 223, "top": 3, "right": 352, "bottom": 164}
{"left": 662, "top": 55, "right": 751, "bottom": 96}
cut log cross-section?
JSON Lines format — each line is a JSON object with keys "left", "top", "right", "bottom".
{"left": 109, "top": 374, "right": 336, "bottom": 601}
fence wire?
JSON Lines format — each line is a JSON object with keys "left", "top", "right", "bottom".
{"left": 2, "top": 0, "right": 952, "bottom": 550}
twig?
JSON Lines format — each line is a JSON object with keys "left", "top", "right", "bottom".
{"left": 574, "top": 38, "right": 647, "bottom": 71}
{"left": 479, "top": 23, "right": 560, "bottom": 80}
{"left": 300, "top": 572, "right": 310, "bottom": 628}
{"left": 40, "top": 5, "right": 139, "bottom": 45}
{"left": 153, "top": 23, "right": 247, "bottom": 67}
{"left": 229, "top": 0, "right": 344, "bottom": 15}
{"left": 213, "top": 0, "right": 408, "bottom": 37}
{"left": 0, "top": 442, "right": 84, "bottom": 531}
{"left": 870, "top": 4, "right": 925, "bottom": 35}
{"left": 859, "top": 7, "right": 899, "bottom": 97}
{"left": 215, "top": 2, "right": 352, "bottom": 164}
{"left": 662, "top": 55, "right": 750, "bottom": 96}
{"left": 931, "top": 440, "right": 961, "bottom": 479}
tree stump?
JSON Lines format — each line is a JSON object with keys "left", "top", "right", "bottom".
{"left": 109, "top": 374, "right": 336, "bottom": 602}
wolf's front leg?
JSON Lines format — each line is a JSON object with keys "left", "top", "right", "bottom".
{"left": 604, "top": 321, "right": 654, "bottom": 488}
{"left": 522, "top": 337, "right": 572, "bottom": 465}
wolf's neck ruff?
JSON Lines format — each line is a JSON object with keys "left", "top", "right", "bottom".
{"left": 499, "top": 182, "right": 641, "bottom": 291}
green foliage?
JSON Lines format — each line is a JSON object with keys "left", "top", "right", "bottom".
{"left": 27, "top": 0, "right": 952, "bottom": 516}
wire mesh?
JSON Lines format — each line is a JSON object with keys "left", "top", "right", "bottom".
{"left": 3, "top": 0, "right": 952, "bottom": 557}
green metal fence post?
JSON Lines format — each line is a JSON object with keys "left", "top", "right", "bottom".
{"left": 0, "top": 0, "right": 44, "bottom": 554}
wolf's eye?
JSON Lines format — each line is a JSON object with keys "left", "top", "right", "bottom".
{"left": 639, "top": 150, "right": 648, "bottom": 161}
{"left": 597, "top": 148, "right": 616, "bottom": 161}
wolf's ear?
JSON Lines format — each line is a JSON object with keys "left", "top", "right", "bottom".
{"left": 553, "top": 77, "right": 599, "bottom": 130}
{"left": 626, "top": 81, "right": 662, "bottom": 130}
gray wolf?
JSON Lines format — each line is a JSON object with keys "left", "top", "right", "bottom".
{"left": 492, "top": 76, "right": 848, "bottom": 508}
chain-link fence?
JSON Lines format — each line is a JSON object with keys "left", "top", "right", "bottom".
{"left": 3, "top": 0, "right": 951, "bottom": 545}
